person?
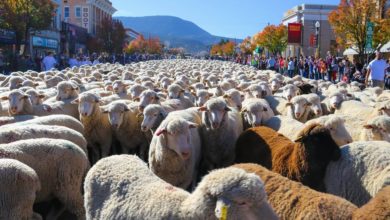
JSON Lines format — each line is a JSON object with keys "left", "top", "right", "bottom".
{"left": 385, "top": 59, "right": 390, "bottom": 89}
{"left": 42, "top": 52, "right": 57, "bottom": 71}
{"left": 365, "top": 51, "right": 387, "bottom": 89}
{"left": 0, "top": 49, "right": 5, "bottom": 74}
{"left": 267, "top": 56, "right": 275, "bottom": 70}
{"left": 287, "top": 58, "right": 294, "bottom": 78}
{"left": 68, "top": 54, "right": 79, "bottom": 67}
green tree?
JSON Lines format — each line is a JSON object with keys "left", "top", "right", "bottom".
{"left": 0, "top": 0, "right": 56, "bottom": 54}
{"left": 253, "top": 24, "right": 287, "bottom": 56}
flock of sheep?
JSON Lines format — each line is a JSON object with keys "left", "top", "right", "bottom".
{"left": 0, "top": 59, "right": 389, "bottom": 220}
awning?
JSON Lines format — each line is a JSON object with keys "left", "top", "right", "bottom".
{"left": 380, "top": 41, "right": 390, "bottom": 53}
{"left": 343, "top": 48, "right": 358, "bottom": 55}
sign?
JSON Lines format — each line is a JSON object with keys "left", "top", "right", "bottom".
{"left": 288, "top": 23, "right": 302, "bottom": 44}
{"left": 0, "top": 29, "right": 16, "bottom": 44}
{"left": 82, "top": 7, "right": 90, "bottom": 33}
{"left": 309, "top": 34, "right": 316, "bottom": 47}
{"left": 365, "top": 22, "right": 374, "bottom": 50}
{"left": 32, "top": 36, "right": 58, "bottom": 49}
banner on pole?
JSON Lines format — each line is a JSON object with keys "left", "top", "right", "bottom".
{"left": 288, "top": 23, "right": 302, "bottom": 44}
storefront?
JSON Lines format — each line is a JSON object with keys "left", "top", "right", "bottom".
{"left": 61, "top": 22, "right": 88, "bottom": 56}
{"left": 31, "top": 36, "right": 59, "bottom": 58}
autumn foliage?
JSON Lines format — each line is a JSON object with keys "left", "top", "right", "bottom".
{"left": 329, "top": 0, "right": 390, "bottom": 62}
{"left": 239, "top": 37, "right": 255, "bottom": 55}
{"left": 124, "top": 35, "right": 163, "bottom": 55}
{"left": 252, "top": 24, "right": 287, "bottom": 56}
{"left": 210, "top": 39, "right": 236, "bottom": 56}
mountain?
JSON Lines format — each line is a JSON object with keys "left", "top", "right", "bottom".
{"left": 115, "top": 16, "right": 241, "bottom": 53}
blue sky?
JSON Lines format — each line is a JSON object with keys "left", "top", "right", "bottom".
{"left": 111, "top": 0, "right": 340, "bottom": 39}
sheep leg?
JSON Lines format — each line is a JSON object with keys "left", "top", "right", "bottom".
{"left": 55, "top": 191, "right": 86, "bottom": 220}
{"left": 45, "top": 202, "right": 66, "bottom": 220}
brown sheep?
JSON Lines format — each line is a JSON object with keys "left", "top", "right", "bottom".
{"left": 352, "top": 186, "right": 390, "bottom": 220}
{"left": 235, "top": 124, "right": 340, "bottom": 191}
{"left": 234, "top": 163, "right": 357, "bottom": 220}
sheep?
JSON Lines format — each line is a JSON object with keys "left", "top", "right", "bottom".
{"left": 352, "top": 186, "right": 390, "bottom": 220}
{"left": 199, "top": 97, "right": 243, "bottom": 174}
{"left": 241, "top": 98, "right": 274, "bottom": 129}
{"left": 149, "top": 117, "right": 201, "bottom": 190}
{"left": 279, "top": 84, "right": 299, "bottom": 101}
{"left": 223, "top": 89, "right": 244, "bottom": 110}
{"left": 324, "top": 141, "right": 390, "bottom": 206}
{"left": 0, "top": 124, "right": 87, "bottom": 153}
{"left": 0, "top": 114, "right": 84, "bottom": 135}
{"left": 84, "top": 154, "right": 278, "bottom": 220}
{"left": 285, "top": 95, "right": 312, "bottom": 123}
{"left": 360, "top": 115, "right": 390, "bottom": 142}
{"left": 244, "top": 84, "right": 265, "bottom": 99}
{"left": 73, "top": 92, "right": 112, "bottom": 164}
{"left": 138, "top": 89, "right": 183, "bottom": 112}
{"left": 305, "top": 115, "right": 353, "bottom": 146}
{"left": 234, "top": 163, "right": 357, "bottom": 219}
{"left": 303, "top": 93, "right": 323, "bottom": 118}
{"left": 264, "top": 115, "right": 304, "bottom": 141}
{"left": 334, "top": 100, "right": 374, "bottom": 119}
{"left": 129, "top": 84, "right": 146, "bottom": 100}
{"left": 1, "top": 89, "right": 33, "bottom": 116}
{"left": 0, "top": 159, "right": 42, "bottom": 220}
{"left": 321, "top": 91, "right": 344, "bottom": 114}
{"left": 140, "top": 104, "right": 168, "bottom": 132}
{"left": 235, "top": 124, "right": 340, "bottom": 191}
{"left": 167, "top": 84, "right": 194, "bottom": 108}
{"left": 194, "top": 89, "right": 211, "bottom": 107}
{"left": 0, "top": 138, "right": 89, "bottom": 220}
{"left": 26, "top": 88, "right": 45, "bottom": 106}
{"left": 104, "top": 101, "right": 151, "bottom": 160}
{"left": 269, "top": 78, "right": 282, "bottom": 94}
{"left": 9, "top": 76, "right": 25, "bottom": 90}
{"left": 55, "top": 81, "right": 79, "bottom": 101}
{"left": 263, "top": 95, "right": 289, "bottom": 115}
{"left": 0, "top": 115, "right": 37, "bottom": 126}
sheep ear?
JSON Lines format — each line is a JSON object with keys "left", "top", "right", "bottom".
{"left": 223, "top": 94, "right": 230, "bottom": 98}
{"left": 306, "top": 103, "right": 312, "bottom": 106}
{"left": 241, "top": 108, "right": 247, "bottom": 113}
{"left": 198, "top": 106, "right": 207, "bottom": 112}
{"left": 22, "top": 95, "right": 29, "bottom": 99}
{"left": 38, "top": 94, "right": 45, "bottom": 99}
{"left": 225, "top": 107, "right": 232, "bottom": 111}
{"left": 34, "top": 83, "right": 39, "bottom": 86}
{"left": 133, "top": 97, "right": 140, "bottom": 102}
{"left": 106, "top": 85, "right": 113, "bottom": 91}
{"left": 71, "top": 99, "right": 80, "bottom": 104}
{"left": 240, "top": 94, "right": 244, "bottom": 98}
{"left": 188, "top": 122, "right": 198, "bottom": 129}
{"left": 261, "top": 91, "right": 267, "bottom": 97}
{"left": 154, "top": 95, "right": 160, "bottom": 100}
{"left": 1, "top": 96, "right": 9, "bottom": 101}
{"left": 191, "top": 92, "right": 196, "bottom": 96}
{"left": 155, "top": 128, "right": 167, "bottom": 136}
{"left": 294, "top": 136, "right": 303, "bottom": 142}
{"left": 363, "top": 124, "right": 373, "bottom": 129}
{"left": 285, "top": 102, "right": 293, "bottom": 107}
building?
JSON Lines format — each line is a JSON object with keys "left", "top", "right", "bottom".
{"left": 61, "top": 0, "right": 116, "bottom": 35}
{"left": 282, "top": 4, "right": 338, "bottom": 58}
{"left": 29, "top": 0, "right": 62, "bottom": 57}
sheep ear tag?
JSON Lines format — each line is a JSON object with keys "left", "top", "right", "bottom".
{"left": 220, "top": 205, "right": 228, "bottom": 220}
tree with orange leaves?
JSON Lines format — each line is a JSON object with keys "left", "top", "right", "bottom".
{"left": 210, "top": 40, "right": 235, "bottom": 56}
{"left": 125, "top": 35, "right": 162, "bottom": 55}
{"left": 239, "top": 37, "right": 255, "bottom": 55}
{"left": 253, "top": 24, "right": 287, "bottom": 56}
{"left": 329, "top": 0, "right": 390, "bottom": 63}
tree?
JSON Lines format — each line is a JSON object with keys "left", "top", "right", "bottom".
{"left": 222, "top": 41, "right": 236, "bottom": 56}
{"left": 253, "top": 24, "right": 287, "bottom": 56}
{"left": 210, "top": 44, "right": 222, "bottom": 56}
{"left": 210, "top": 40, "right": 235, "bottom": 56}
{"left": 124, "top": 35, "right": 162, "bottom": 55}
{"left": 329, "top": 0, "right": 390, "bottom": 63}
{"left": 0, "top": 0, "right": 56, "bottom": 54}
{"left": 239, "top": 37, "right": 255, "bottom": 55}
{"left": 97, "top": 18, "right": 127, "bottom": 54}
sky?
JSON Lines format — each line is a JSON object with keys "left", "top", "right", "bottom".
{"left": 111, "top": 0, "right": 340, "bottom": 39}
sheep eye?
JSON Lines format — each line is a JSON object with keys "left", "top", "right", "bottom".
{"left": 237, "top": 201, "right": 247, "bottom": 206}
{"left": 153, "top": 114, "right": 158, "bottom": 117}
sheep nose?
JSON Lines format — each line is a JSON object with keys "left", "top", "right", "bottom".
{"left": 56, "top": 96, "right": 61, "bottom": 101}
{"left": 287, "top": 95, "right": 292, "bottom": 100}
{"left": 141, "top": 126, "right": 147, "bottom": 131}
{"left": 256, "top": 94, "right": 261, "bottom": 98}
{"left": 181, "top": 152, "right": 190, "bottom": 160}
{"left": 237, "top": 105, "right": 242, "bottom": 110}
{"left": 295, "top": 112, "right": 301, "bottom": 118}
{"left": 316, "top": 110, "right": 321, "bottom": 114}
{"left": 10, "top": 107, "right": 17, "bottom": 112}
{"left": 82, "top": 112, "right": 88, "bottom": 117}
{"left": 138, "top": 106, "right": 144, "bottom": 111}
{"left": 212, "top": 122, "right": 220, "bottom": 129}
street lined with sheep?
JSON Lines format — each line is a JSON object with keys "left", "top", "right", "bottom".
{"left": 0, "top": 59, "right": 389, "bottom": 219}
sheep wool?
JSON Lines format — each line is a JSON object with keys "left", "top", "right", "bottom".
{"left": 0, "top": 159, "right": 41, "bottom": 220}
{"left": 84, "top": 155, "right": 278, "bottom": 220}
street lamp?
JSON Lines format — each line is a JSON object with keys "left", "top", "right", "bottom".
{"left": 315, "top": 21, "right": 321, "bottom": 58}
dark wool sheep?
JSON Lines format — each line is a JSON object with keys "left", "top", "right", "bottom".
{"left": 235, "top": 124, "right": 340, "bottom": 191}
{"left": 234, "top": 163, "right": 357, "bottom": 220}
{"left": 352, "top": 186, "right": 390, "bottom": 220}
{"left": 297, "top": 83, "right": 315, "bottom": 95}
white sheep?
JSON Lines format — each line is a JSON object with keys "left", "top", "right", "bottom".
{"left": 149, "top": 117, "right": 201, "bottom": 190}
{"left": 199, "top": 98, "right": 243, "bottom": 174}
{"left": 360, "top": 115, "right": 390, "bottom": 142}
{"left": 105, "top": 101, "right": 151, "bottom": 160}
{"left": 324, "top": 141, "right": 390, "bottom": 207}
{"left": 321, "top": 91, "right": 345, "bottom": 114}
{"left": 0, "top": 114, "right": 84, "bottom": 135}
{"left": 0, "top": 159, "right": 41, "bottom": 220}
{"left": 305, "top": 115, "right": 353, "bottom": 146}
{"left": 167, "top": 84, "right": 194, "bottom": 108}
{"left": 303, "top": 93, "right": 323, "bottom": 118}
{"left": 264, "top": 115, "right": 304, "bottom": 141}
{"left": 0, "top": 124, "right": 87, "bottom": 153}
{"left": 0, "top": 138, "right": 89, "bottom": 220}
{"left": 0, "top": 115, "right": 37, "bottom": 126}
{"left": 84, "top": 155, "right": 278, "bottom": 220}
{"left": 129, "top": 84, "right": 146, "bottom": 101}
{"left": 264, "top": 95, "right": 289, "bottom": 115}
{"left": 285, "top": 95, "right": 312, "bottom": 123}
{"left": 1, "top": 89, "right": 33, "bottom": 116}
{"left": 241, "top": 98, "right": 274, "bottom": 128}
{"left": 73, "top": 92, "right": 112, "bottom": 164}
{"left": 223, "top": 89, "right": 244, "bottom": 110}
{"left": 278, "top": 84, "right": 299, "bottom": 101}
{"left": 138, "top": 89, "right": 183, "bottom": 112}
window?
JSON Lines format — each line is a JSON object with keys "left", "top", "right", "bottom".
{"left": 75, "top": 7, "right": 81, "bottom": 17}
{"left": 64, "top": 6, "right": 70, "bottom": 18}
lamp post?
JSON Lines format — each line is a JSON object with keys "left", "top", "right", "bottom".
{"left": 315, "top": 21, "right": 321, "bottom": 58}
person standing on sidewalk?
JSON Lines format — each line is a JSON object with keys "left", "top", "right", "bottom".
{"left": 365, "top": 51, "right": 387, "bottom": 89}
